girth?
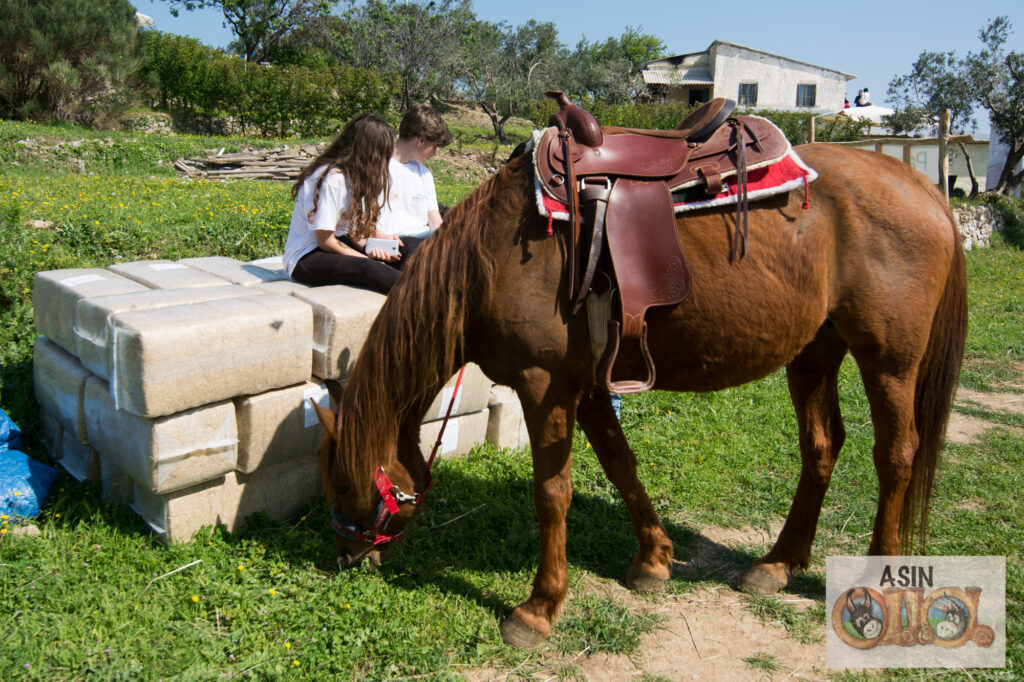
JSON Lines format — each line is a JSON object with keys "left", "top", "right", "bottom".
{"left": 537, "top": 92, "right": 789, "bottom": 393}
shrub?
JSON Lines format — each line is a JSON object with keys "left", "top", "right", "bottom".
{"left": 0, "top": 0, "right": 143, "bottom": 124}
{"left": 142, "top": 31, "right": 396, "bottom": 137}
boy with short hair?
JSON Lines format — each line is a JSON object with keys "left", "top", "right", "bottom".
{"left": 379, "top": 104, "right": 453, "bottom": 238}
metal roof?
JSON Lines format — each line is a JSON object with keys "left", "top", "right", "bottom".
{"left": 642, "top": 70, "right": 714, "bottom": 86}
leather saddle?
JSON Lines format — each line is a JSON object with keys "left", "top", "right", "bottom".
{"left": 536, "top": 91, "right": 789, "bottom": 393}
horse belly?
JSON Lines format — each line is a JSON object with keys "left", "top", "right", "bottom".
{"left": 639, "top": 210, "right": 829, "bottom": 393}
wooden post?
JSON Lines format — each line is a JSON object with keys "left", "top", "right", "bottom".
{"left": 808, "top": 116, "right": 816, "bottom": 143}
{"left": 938, "top": 108, "right": 950, "bottom": 200}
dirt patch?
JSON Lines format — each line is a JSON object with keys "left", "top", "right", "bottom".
{"left": 947, "top": 383, "right": 1024, "bottom": 445}
{"left": 466, "top": 523, "right": 831, "bottom": 681}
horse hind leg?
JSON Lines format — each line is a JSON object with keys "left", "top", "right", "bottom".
{"left": 741, "top": 323, "right": 848, "bottom": 594}
{"left": 576, "top": 387, "right": 674, "bottom": 592}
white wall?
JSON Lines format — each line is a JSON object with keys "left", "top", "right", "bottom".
{"left": 710, "top": 43, "right": 847, "bottom": 112}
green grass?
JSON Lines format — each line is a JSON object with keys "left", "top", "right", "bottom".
{"left": 1, "top": 119, "right": 1022, "bottom": 679}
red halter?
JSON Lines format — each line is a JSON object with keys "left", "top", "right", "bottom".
{"left": 331, "top": 366, "right": 467, "bottom": 547}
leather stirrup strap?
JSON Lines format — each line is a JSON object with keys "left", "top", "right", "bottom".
{"left": 558, "top": 128, "right": 581, "bottom": 302}
{"left": 731, "top": 120, "right": 749, "bottom": 261}
{"left": 573, "top": 177, "right": 611, "bottom": 315}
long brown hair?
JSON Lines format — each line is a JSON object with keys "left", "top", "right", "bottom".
{"left": 291, "top": 113, "right": 395, "bottom": 240}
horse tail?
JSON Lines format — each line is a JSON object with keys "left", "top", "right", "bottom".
{"left": 901, "top": 218, "right": 968, "bottom": 553}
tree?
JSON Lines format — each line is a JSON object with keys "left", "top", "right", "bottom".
{"left": 458, "top": 19, "right": 563, "bottom": 143}
{"left": 560, "top": 28, "right": 665, "bottom": 104}
{"left": 967, "top": 17, "right": 1024, "bottom": 196}
{"left": 0, "top": 0, "right": 143, "bottom": 123}
{"left": 162, "top": 0, "right": 331, "bottom": 63}
{"left": 341, "top": 0, "right": 474, "bottom": 109}
{"left": 888, "top": 17, "right": 1023, "bottom": 196}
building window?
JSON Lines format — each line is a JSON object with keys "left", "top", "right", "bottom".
{"left": 738, "top": 83, "right": 758, "bottom": 106}
{"left": 796, "top": 84, "right": 816, "bottom": 108}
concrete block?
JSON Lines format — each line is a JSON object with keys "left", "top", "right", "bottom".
{"left": 486, "top": 385, "right": 530, "bottom": 451}
{"left": 285, "top": 285, "right": 387, "bottom": 380}
{"left": 100, "top": 457, "right": 134, "bottom": 505}
{"left": 84, "top": 376, "right": 238, "bottom": 494}
{"left": 131, "top": 456, "right": 320, "bottom": 544}
{"left": 234, "top": 381, "right": 330, "bottom": 473}
{"left": 74, "top": 285, "right": 261, "bottom": 380}
{"left": 106, "top": 293, "right": 313, "bottom": 417}
{"left": 33, "top": 268, "right": 149, "bottom": 354}
{"left": 249, "top": 255, "right": 285, "bottom": 276}
{"left": 33, "top": 337, "right": 90, "bottom": 445}
{"left": 419, "top": 409, "right": 489, "bottom": 460}
{"left": 178, "top": 256, "right": 290, "bottom": 286}
{"left": 107, "top": 259, "right": 233, "bottom": 289}
{"left": 38, "top": 408, "right": 61, "bottom": 460}
{"left": 58, "top": 437, "right": 101, "bottom": 482}
{"left": 422, "top": 363, "right": 493, "bottom": 421}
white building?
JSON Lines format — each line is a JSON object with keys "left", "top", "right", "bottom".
{"left": 644, "top": 40, "right": 855, "bottom": 113}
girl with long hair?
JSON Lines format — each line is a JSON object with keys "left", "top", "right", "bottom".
{"left": 282, "top": 113, "right": 424, "bottom": 293}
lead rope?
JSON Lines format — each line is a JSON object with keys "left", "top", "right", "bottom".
{"left": 416, "top": 365, "right": 466, "bottom": 502}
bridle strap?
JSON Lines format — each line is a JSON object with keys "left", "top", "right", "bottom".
{"left": 331, "top": 365, "right": 468, "bottom": 546}
{"left": 416, "top": 364, "right": 466, "bottom": 503}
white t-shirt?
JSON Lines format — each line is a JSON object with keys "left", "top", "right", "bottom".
{"left": 378, "top": 157, "right": 439, "bottom": 237}
{"left": 282, "top": 165, "right": 352, "bottom": 276}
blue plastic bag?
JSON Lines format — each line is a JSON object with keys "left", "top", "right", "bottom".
{"left": 0, "top": 408, "right": 24, "bottom": 452}
{"left": 0, "top": 449, "right": 59, "bottom": 519}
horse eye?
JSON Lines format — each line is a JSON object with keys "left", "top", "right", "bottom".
{"left": 337, "top": 486, "right": 351, "bottom": 495}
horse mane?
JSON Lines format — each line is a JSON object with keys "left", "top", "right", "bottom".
{"left": 334, "top": 157, "right": 531, "bottom": 506}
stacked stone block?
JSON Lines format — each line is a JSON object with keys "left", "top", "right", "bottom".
{"left": 32, "top": 257, "right": 499, "bottom": 543}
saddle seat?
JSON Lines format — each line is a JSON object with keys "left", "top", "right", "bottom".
{"left": 536, "top": 92, "right": 791, "bottom": 394}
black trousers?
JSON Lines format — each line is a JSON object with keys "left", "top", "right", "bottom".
{"left": 291, "top": 236, "right": 423, "bottom": 294}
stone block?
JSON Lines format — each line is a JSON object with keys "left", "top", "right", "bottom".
{"left": 84, "top": 376, "right": 238, "bottom": 494}
{"left": 419, "top": 409, "right": 489, "bottom": 460}
{"left": 74, "top": 285, "right": 261, "bottom": 380}
{"left": 178, "top": 256, "right": 290, "bottom": 286}
{"left": 234, "top": 381, "right": 331, "bottom": 473}
{"left": 106, "top": 293, "right": 313, "bottom": 417}
{"left": 285, "top": 285, "right": 387, "bottom": 380}
{"left": 131, "top": 456, "right": 320, "bottom": 544}
{"left": 33, "top": 337, "right": 90, "bottom": 445}
{"left": 33, "top": 268, "right": 149, "bottom": 354}
{"left": 486, "top": 385, "right": 530, "bottom": 451}
{"left": 107, "top": 259, "right": 233, "bottom": 289}
{"left": 422, "top": 363, "right": 493, "bottom": 421}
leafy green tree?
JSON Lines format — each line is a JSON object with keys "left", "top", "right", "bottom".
{"left": 888, "top": 16, "right": 1023, "bottom": 196}
{"left": 458, "top": 19, "right": 562, "bottom": 143}
{"left": 161, "top": 0, "right": 331, "bottom": 63}
{"left": 341, "top": 0, "right": 474, "bottom": 109}
{"left": 0, "top": 0, "right": 143, "bottom": 123}
{"left": 561, "top": 27, "right": 665, "bottom": 103}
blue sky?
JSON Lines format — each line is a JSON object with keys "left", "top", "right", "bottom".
{"left": 134, "top": 0, "right": 1023, "bottom": 134}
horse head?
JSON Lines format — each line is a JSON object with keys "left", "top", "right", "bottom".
{"left": 311, "top": 379, "right": 422, "bottom": 569}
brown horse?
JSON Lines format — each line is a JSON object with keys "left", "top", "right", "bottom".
{"left": 311, "top": 142, "right": 967, "bottom": 648}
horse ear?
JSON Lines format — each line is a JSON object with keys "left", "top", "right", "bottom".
{"left": 312, "top": 399, "right": 339, "bottom": 435}
{"left": 324, "top": 378, "right": 344, "bottom": 406}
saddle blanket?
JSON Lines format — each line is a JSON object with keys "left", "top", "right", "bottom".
{"left": 529, "top": 126, "right": 818, "bottom": 222}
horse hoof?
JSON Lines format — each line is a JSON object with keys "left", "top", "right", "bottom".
{"left": 739, "top": 566, "right": 787, "bottom": 595}
{"left": 500, "top": 614, "right": 547, "bottom": 649}
{"left": 626, "top": 565, "right": 667, "bottom": 593}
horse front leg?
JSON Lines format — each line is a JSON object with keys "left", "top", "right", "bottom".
{"left": 500, "top": 368, "right": 579, "bottom": 648}
{"left": 576, "top": 387, "right": 673, "bottom": 591}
